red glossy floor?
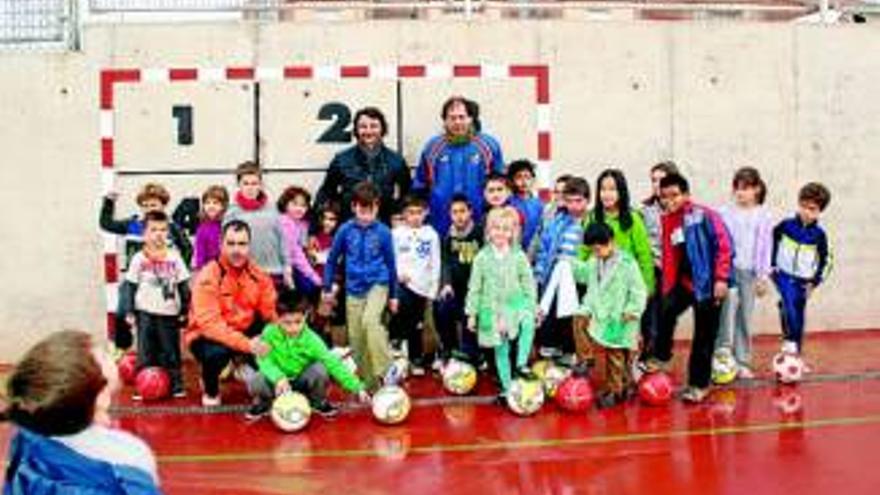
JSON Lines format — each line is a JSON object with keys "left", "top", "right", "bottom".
{"left": 4, "top": 331, "right": 880, "bottom": 494}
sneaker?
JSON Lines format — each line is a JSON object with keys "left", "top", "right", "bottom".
{"left": 681, "top": 386, "right": 709, "bottom": 404}
{"left": 172, "top": 387, "right": 186, "bottom": 399}
{"left": 781, "top": 341, "right": 798, "bottom": 355}
{"left": 131, "top": 392, "right": 143, "bottom": 402}
{"left": 410, "top": 365, "right": 426, "bottom": 377}
{"left": 313, "top": 401, "right": 339, "bottom": 418}
{"left": 201, "top": 394, "right": 221, "bottom": 407}
{"left": 478, "top": 360, "right": 489, "bottom": 372}
{"left": 556, "top": 353, "right": 576, "bottom": 368}
{"left": 644, "top": 357, "right": 671, "bottom": 373}
{"left": 539, "top": 346, "right": 562, "bottom": 359}
{"left": 431, "top": 358, "right": 444, "bottom": 373}
{"left": 245, "top": 400, "right": 271, "bottom": 421}
{"left": 390, "top": 341, "right": 405, "bottom": 359}
{"left": 495, "top": 392, "right": 508, "bottom": 406}
{"left": 514, "top": 366, "right": 537, "bottom": 380}
{"left": 596, "top": 392, "right": 622, "bottom": 409}
{"left": 737, "top": 367, "right": 755, "bottom": 380}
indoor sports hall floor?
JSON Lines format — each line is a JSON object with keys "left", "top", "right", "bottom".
{"left": 3, "top": 331, "right": 880, "bottom": 494}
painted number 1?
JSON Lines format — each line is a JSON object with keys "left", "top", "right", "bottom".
{"left": 317, "top": 102, "right": 353, "bottom": 144}
{"left": 172, "top": 105, "right": 193, "bottom": 146}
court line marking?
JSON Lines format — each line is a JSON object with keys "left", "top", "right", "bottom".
{"left": 156, "top": 413, "right": 880, "bottom": 464}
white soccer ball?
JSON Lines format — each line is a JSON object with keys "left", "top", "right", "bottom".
{"left": 772, "top": 352, "right": 804, "bottom": 384}
{"left": 711, "top": 351, "right": 738, "bottom": 385}
{"left": 270, "top": 392, "right": 312, "bottom": 433}
{"left": 442, "top": 359, "right": 478, "bottom": 395}
{"left": 372, "top": 385, "right": 412, "bottom": 425}
{"left": 506, "top": 377, "right": 545, "bottom": 416}
{"left": 541, "top": 363, "right": 572, "bottom": 398}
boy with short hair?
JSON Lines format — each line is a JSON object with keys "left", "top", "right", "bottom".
{"left": 436, "top": 194, "right": 484, "bottom": 365}
{"left": 119, "top": 211, "right": 191, "bottom": 399}
{"left": 528, "top": 174, "right": 572, "bottom": 260}
{"left": 573, "top": 222, "right": 648, "bottom": 408}
{"left": 245, "top": 295, "right": 370, "bottom": 420}
{"left": 390, "top": 194, "right": 441, "bottom": 375}
{"left": 771, "top": 182, "right": 832, "bottom": 358}
{"left": 323, "top": 181, "right": 399, "bottom": 388}
{"left": 100, "top": 182, "right": 192, "bottom": 353}
{"left": 647, "top": 173, "right": 733, "bottom": 403}
{"left": 534, "top": 177, "right": 591, "bottom": 365}
{"left": 507, "top": 159, "right": 544, "bottom": 249}
{"left": 483, "top": 172, "right": 513, "bottom": 210}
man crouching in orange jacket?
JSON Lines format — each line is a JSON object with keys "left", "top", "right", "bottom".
{"left": 185, "top": 219, "right": 277, "bottom": 406}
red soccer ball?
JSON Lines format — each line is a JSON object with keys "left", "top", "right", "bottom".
{"left": 135, "top": 367, "right": 170, "bottom": 401}
{"left": 638, "top": 372, "right": 674, "bottom": 406}
{"left": 554, "top": 375, "right": 594, "bottom": 412}
{"left": 117, "top": 353, "right": 138, "bottom": 385}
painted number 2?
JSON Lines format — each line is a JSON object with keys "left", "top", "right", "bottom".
{"left": 317, "top": 102, "right": 353, "bottom": 144}
{"left": 172, "top": 105, "right": 194, "bottom": 146}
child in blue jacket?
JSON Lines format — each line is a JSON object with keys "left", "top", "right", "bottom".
{"left": 771, "top": 182, "right": 832, "bottom": 358}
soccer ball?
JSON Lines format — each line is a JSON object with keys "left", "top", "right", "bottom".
{"left": 555, "top": 375, "right": 594, "bottom": 412}
{"left": 711, "top": 351, "right": 738, "bottom": 385}
{"left": 442, "top": 359, "right": 478, "bottom": 395}
{"left": 506, "top": 377, "right": 545, "bottom": 416}
{"left": 772, "top": 352, "right": 804, "bottom": 384}
{"left": 541, "top": 363, "right": 573, "bottom": 398}
{"left": 135, "top": 367, "right": 170, "bottom": 401}
{"left": 117, "top": 352, "right": 138, "bottom": 385}
{"left": 638, "top": 372, "right": 674, "bottom": 406}
{"left": 531, "top": 359, "right": 552, "bottom": 380}
{"left": 372, "top": 385, "right": 411, "bottom": 425}
{"left": 271, "top": 392, "right": 312, "bottom": 433}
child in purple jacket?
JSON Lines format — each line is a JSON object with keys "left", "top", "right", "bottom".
{"left": 278, "top": 185, "right": 323, "bottom": 299}
{"left": 193, "top": 185, "right": 229, "bottom": 271}
{"left": 715, "top": 168, "right": 774, "bottom": 380}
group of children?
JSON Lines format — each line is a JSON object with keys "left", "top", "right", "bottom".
{"left": 103, "top": 157, "right": 832, "bottom": 413}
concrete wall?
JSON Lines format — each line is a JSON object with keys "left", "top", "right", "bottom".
{"left": 0, "top": 19, "right": 877, "bottom": 361}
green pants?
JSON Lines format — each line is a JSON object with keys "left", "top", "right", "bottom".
{"left": 346, "top": 286, "right": 391, "bottom": 386}
{"left": 494, "top": 319, "right": 536, "bottom": 393}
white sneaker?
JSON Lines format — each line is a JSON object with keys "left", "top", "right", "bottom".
{"left": 410, "top": 365, "right": 426, "bottom": 377}
{"left": 737, "top": 367, "right": 755, "bottom": 379}
{"left": 781, "top": 341, "right": 798, "bottom": 355}
{"left": 431, "top": 358, "right": 444, "bottom": 373}
{"left": 201, "top": 394, "right": 221, "bottom": 407}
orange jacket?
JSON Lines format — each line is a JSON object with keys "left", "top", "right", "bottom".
{"left": 185, "top": 255, "right": 277, "bottom": 353}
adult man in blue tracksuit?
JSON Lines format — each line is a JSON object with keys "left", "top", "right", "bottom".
{"left": 322, "top": 181, "right": 399, "bottom": 387}
{"left": 771, "top": 182, "right": 832, "bottom": 356}
{"left": 414, "top": 96, "right": 505, "bottom": 235}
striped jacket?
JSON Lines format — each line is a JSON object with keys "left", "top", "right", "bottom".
{"left": 413, "top": 132, "right": 504, "bottom": 234}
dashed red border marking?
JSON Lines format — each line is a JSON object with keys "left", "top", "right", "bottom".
{"left": 98, "top": 63, "right": 551, "bottom": 337}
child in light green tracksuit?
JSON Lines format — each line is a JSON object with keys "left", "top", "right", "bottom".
{"left": 466, "top": 207, "right": 538, "bottom": 401}
{"left": 245, "top": 296, "right": 369, "bottom": 420}
{"left": 573, "top": 222, "right": 648, "bottom": 408}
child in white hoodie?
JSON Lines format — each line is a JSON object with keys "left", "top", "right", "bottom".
{"left": 391, "top": 194, "right": 441, "bottom": 376}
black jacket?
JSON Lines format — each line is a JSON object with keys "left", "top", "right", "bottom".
{"left": 314, "top": 144, "right": 411, "bottom": 223}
